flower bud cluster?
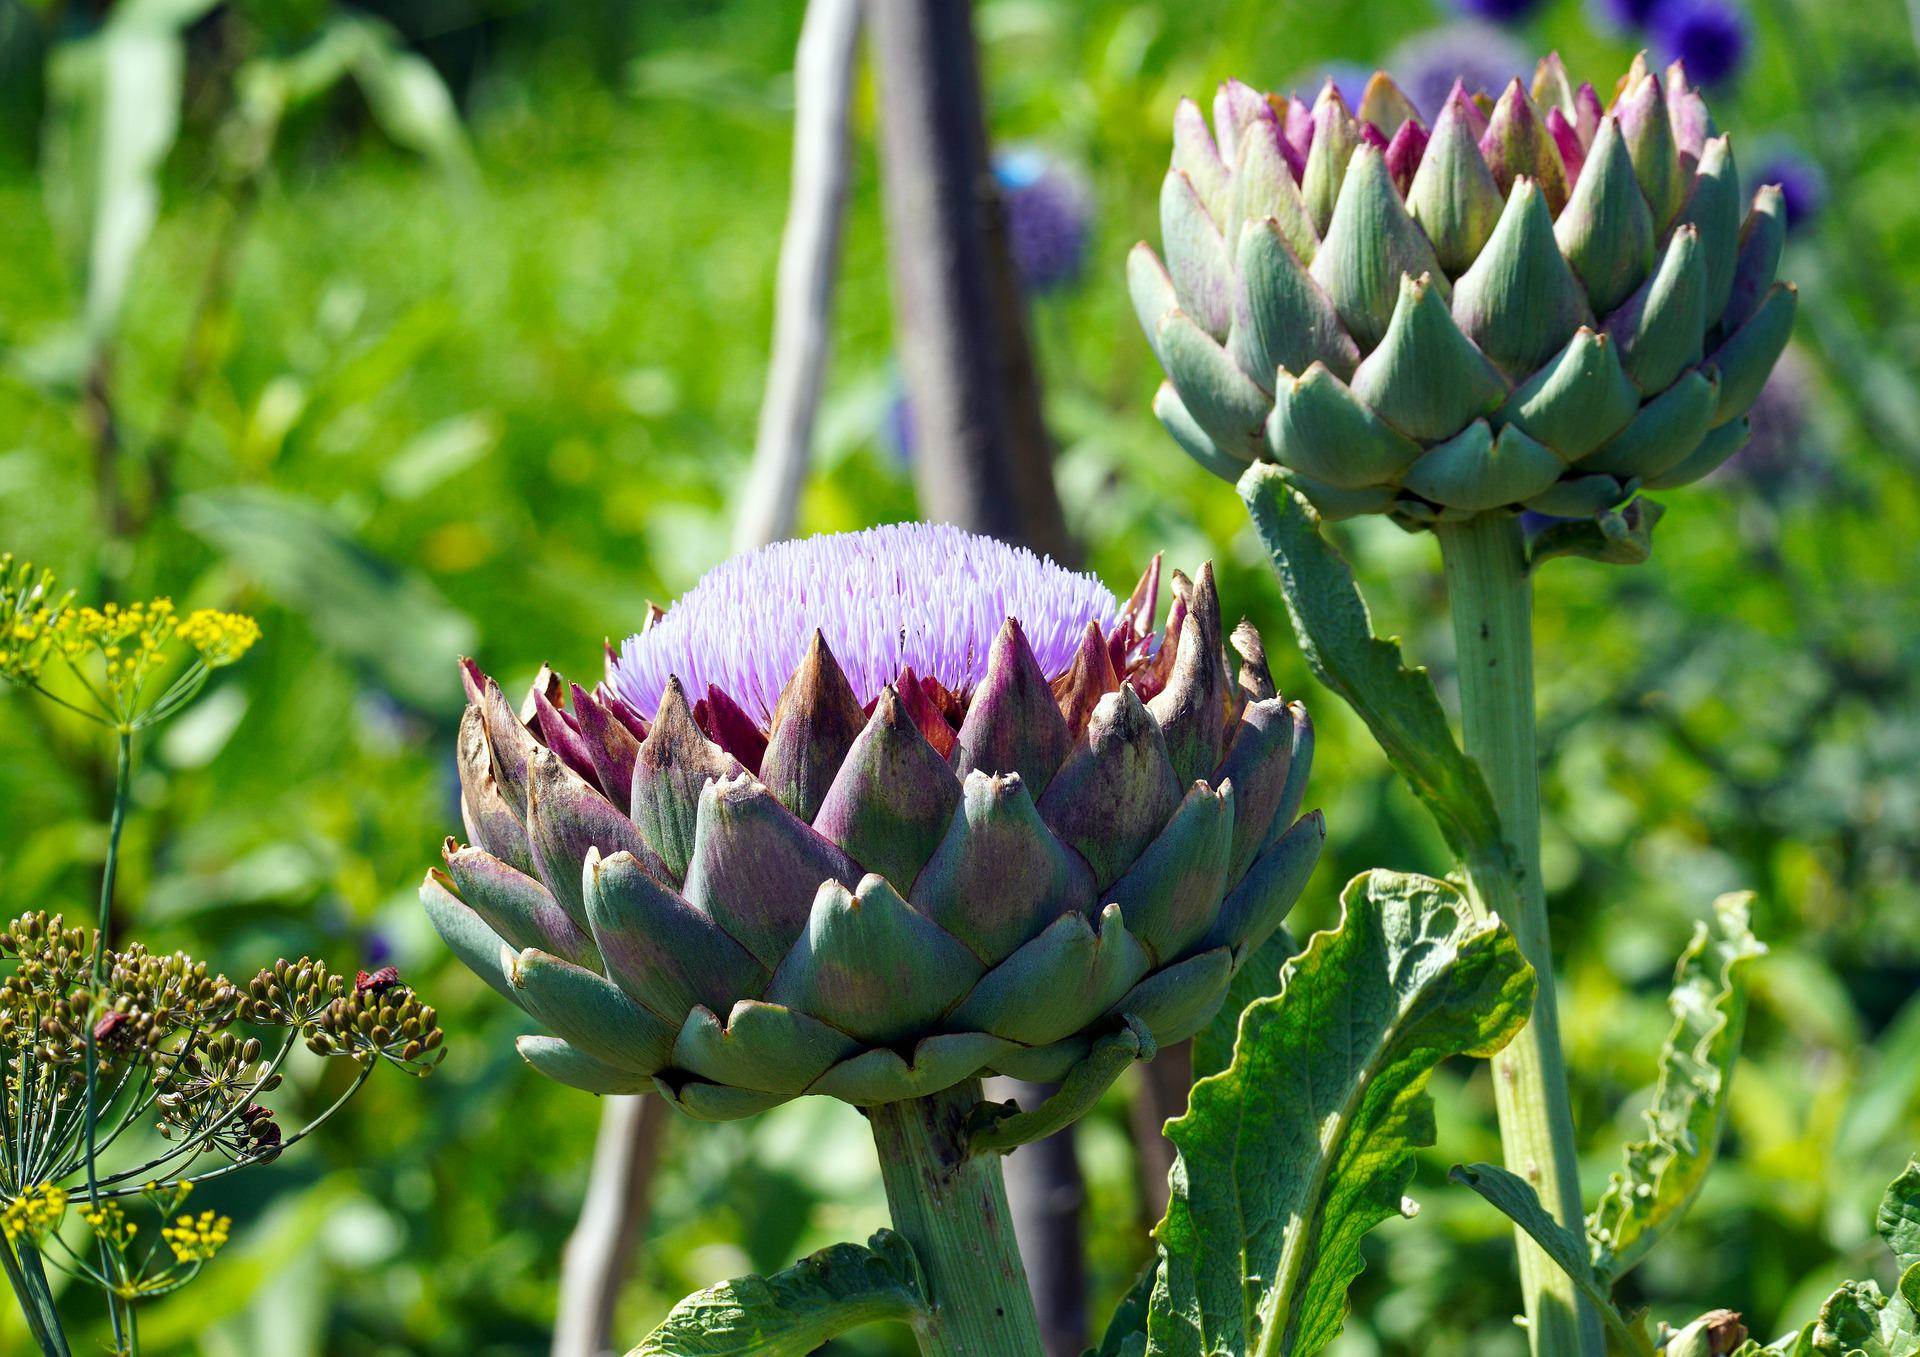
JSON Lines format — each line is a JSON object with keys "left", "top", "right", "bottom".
{"left": 309, "top": 968, "right": 445, "bottom": 1073}
{"left": 155, "top": 1032, "right": 281, "bottom": 1147}
{"left": 105, "top": 944, "right": 239, "bottom": 1050}
{"left": 240, "top": 956, "right": 346, "bottom": 1032}
{"left": 0, "top": 912, "right": 101, "bottom": 1070}
{"left": 161, "top": 1208, "right": 231, "bottom": 1264}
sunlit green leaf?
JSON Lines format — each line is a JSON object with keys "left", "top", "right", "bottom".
{"left": 1238, "top": 464, "right": 1503, "bottom": 859}
{"left": 1145, "top": 870, "right": 1533, "bottom": 1357}
{"left": 629, "top": 1230, "right": 927, "bottom": 1357}
{"left": 1878, "top": 1164, "right": 1920, "bottom": 1276}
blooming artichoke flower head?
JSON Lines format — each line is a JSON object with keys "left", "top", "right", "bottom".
{"left": 424, "top": 524, "right": 1321, "bottom": 1121}
{"left": 1129, "top": 53, "right": 1796, "bottom": 533}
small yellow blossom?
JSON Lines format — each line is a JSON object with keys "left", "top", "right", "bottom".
{"left": 161, "top": 1208, "right": 230, "bottom": 1263}
{"left": 1, "top": 1184, "right": 69, "bottom": 1243}
{"left": 0, "top": 555, "right": 72, "bottom": 685}
{"left": 81, "top": 1201, "right": 138, "bottom": 1248}
{"left": 176, "top": 609, "right": 261, "bottom": 667}
{"left": 57, "top": 598, "right": 180, "bottom": 701}
{"left": 1, "top": 555, "right": 263, "bottom": 724}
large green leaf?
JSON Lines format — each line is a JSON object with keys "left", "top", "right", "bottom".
{"left": 1144, "top": 870, "right": 1534, "bottom": 1357}
{"left": 630, "top": 1230, "right": 928, "bottom": 1357}
{"left": 1806, "top": 1280, "right": 1920, "bottom": 1357}
{"left": 1238, "top": 465, "right": 1503, "bottom": 860}
{"left": 1589, "top": 892, "right": 1765, "bottom": 1281}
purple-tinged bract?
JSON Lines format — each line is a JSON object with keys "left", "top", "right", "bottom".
{"left": 424, "top": 527, "right": 1322, "bottom": 1121}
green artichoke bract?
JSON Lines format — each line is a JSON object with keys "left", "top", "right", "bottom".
{"left": 423, "top": 524, "right": 1321, "bottom": 1122}
{"left": 1130, "top": 54, "right": 1797, "bottom": 528}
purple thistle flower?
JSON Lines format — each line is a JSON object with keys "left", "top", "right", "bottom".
{"left": 1389, "top": 23, "right": 1533, "bottom": 121}
{"left": 1749, "top": 144, "right": 1827, "bottom": 230}
{"left": 1447, "top": 0, "right": 1548, "bottom": 21}
{"left": 1652, "top": 0, "right": 1750, "bottom": 86}
{"left": 995, "top": 148, "right": 1094, "bottom": 295}
{"left": 609, "top": 524, "right": 1122, "bottom": 727}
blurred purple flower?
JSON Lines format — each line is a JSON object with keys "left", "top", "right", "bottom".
{"left": 1289, "top": 61, "right": 1372, "bottom": 110}
{"left": 1652, "top": 0, "right": 1750, "bottom": 85}
{"left": 1389, "top": 23, "right": 1533, "bottom": 122}
{"left": 364, "top": 931, "right": 396, "bottom": 969}
{"left": 1448, "top": 0, "right": 1547, "bottom": 20}
{"left": 1750, "top": 144, "right": 1827, "bottom": 230}
{"left": 994, "top": 147, "right": 1094, "bottom": 295}
{"left": 1716, "top": 346, "right": 1823, "bottom": 499}
{"left": 1592, "top": 0, "right": 1669, "bottom": 30}
{"left": 883, "top": 370, "right": 916, "bottom": 465}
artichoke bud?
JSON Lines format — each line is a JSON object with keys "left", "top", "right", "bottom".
{"left": 1132, "top": 53, "right": 1794, "bottom": 536}
{"left": 425, "top": 526, "right": 1321, "bottom": 1121}
{"left": 1663, "top": 1310, "right": 1748, "bottom": 1357}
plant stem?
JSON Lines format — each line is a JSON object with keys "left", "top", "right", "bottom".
{"left": 7, "top": 1239, "right": 73, "bottom": 1357}
{"left": 867, "top": 1082, "right": 1044, "bottom": 1357}
{"left": 81, "top": 729, "right": 133, "bottom": 1354}
{"left": 1434, "top": 513, "right": 1602, "bottom": 1357}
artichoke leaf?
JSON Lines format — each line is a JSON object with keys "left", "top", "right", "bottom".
{"left": 628, "top": 1230, "right": 927, "bottom": 1357}
{"left": 1449, "top": 1163, "right": 1658, "bottom": 1357}
{"left": 1144, "top": 870, "right": 1533, "bottom": 1357}
{"left": 1238, "top": 467, "right": 1504, "bottom": 860}
{"left": 1588, "top": 893, "right": 1765, "bottom": 1282}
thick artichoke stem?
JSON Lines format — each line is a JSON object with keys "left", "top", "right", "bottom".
{"left": 1435, "top": 513, "right": 1603, "bottom": 1357}
{"left": 869, "top": 1082, "right": 1045, "bottom": 1357}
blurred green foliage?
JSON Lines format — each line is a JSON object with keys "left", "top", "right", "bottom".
{"left": 0, "top": 0, "right": 1917, "bottom": 1352}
